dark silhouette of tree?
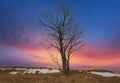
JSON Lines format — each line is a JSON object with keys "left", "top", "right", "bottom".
{"left": 39, "top": 6, "right": 83, "bottom": 74}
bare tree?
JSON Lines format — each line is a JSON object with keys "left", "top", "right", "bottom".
{"left": 39, "top": 6, "right": 83, "bottom": 74}
{"left": 48, "top": 51, "right": 61, "bottom": 70}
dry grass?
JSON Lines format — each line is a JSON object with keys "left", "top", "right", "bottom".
{"left": 0, "top": 70, "right": 120, "bottom": 83}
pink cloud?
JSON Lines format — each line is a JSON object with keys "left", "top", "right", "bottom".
{"left": 73, "top": 44, "right": 120, "bottom": 66}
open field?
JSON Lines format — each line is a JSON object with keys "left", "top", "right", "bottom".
{"left": 0, "top": 68, "right": 120, "bottom": 83}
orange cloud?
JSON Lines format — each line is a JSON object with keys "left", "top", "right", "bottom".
{"left": 73, "top": 44, "right": 120, "bottom": 66}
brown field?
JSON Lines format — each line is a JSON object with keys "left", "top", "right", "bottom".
{"left": 0, "top": 70, "right": 120, "bottom": 83}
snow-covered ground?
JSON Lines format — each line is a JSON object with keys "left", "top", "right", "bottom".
{"left": 1, "top": 68, "right": 120, "bottom": 77}
{"left": 0, "top": 68, "right": 13, "bottom": 71}
{"left": 22, "top": 68, "right": 60, "bottom": 74}
{"left": 16, "top": 68, "right": 27, "bottom": 71}
{"left": 0, "top": 68, "right": 5, "bottom": 71}
{"left": 3, "top": 68, "right": 60, "bottom": 75}
{"left": 90, "top": 71, "right": 120, "bottom": 77}
{"left": 9, "top": 71, "right": 20, "bottom": 75}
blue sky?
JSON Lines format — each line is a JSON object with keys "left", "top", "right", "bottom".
{"left": 0, "top": 0, "right": 120, "bottom": 71}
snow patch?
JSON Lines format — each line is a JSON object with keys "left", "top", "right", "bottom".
{"left": 48, "top": 69, "right": 60, "bottom": 73}
{"left": 38, "top": 69, "right": 50, "bottom": 74}
{"left": 16, "top": 68, "right": 27, "bottom": 71}
{"left": 0, "top": 68, "right": 5, "bottom": 71}
{"left": 8, "top": 68, "right": 60, "bottom": 74}
{"left": 90, "top": 71, "right": 120, "bottom": 77}
{"left": 23, "top": 68, "right": 60, "bottom": 74}
{"left": 9, "top": 71, "right": 18, "bottom": 75}
{"left": 23, "top": 69, "right": 41, "bottom": 74}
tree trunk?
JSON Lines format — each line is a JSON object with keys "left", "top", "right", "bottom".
{"left": 66, "top": 60, "right": 70, "bottom": 72}
{"left": 66, "top": 55, "right": 70, "bottom": 73}
{"left": 62, "top": 56, "right": 67, "bottom": 73}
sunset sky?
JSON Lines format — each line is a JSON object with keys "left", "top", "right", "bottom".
{"left": 0, "top": 0, "right": 120, "bottom": 72}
